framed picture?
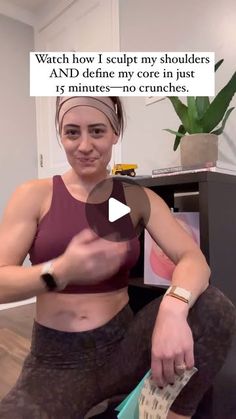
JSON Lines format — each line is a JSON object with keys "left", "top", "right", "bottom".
{"left": 144, "top": 212, "right": 200, "bottom": 287}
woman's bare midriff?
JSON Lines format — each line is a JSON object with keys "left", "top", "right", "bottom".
{"left": 36, "top": 288, "right": 129, "bottom": 332}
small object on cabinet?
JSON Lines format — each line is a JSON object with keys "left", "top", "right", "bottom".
{"left": 112, "top": 163, "right": 138, "bottom": 177}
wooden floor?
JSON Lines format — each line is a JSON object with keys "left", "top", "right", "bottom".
{"left": 0, "top": 303, "right": 35, "bottom": 400}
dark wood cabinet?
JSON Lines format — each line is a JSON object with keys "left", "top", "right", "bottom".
{"left": 128, "top": 171, "right": 236, "bottom": 419}
{"left": 130, "top": 171, "right": 236, "bottom": 305}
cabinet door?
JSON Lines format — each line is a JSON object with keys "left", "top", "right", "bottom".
{"left": 35, "top": 0, "right": 120, "bottom": 178}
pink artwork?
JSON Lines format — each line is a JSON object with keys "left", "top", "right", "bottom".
{"left": 144, "top": 212, "right": 200, "bottom": 287}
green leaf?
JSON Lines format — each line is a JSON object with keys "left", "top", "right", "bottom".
{"left": 187, "top": 97, "right": 203, "bottom": 133}
{"left": 173, "top": 124, "right": 186, "bottom": 151}
{"left": 164, "top": 128, "right": 185, "bottom": 137}
{"left": 212, "top": 107, "right": 235, "bottom": 135}
{"left": 195, "top": 97, "right": 210, "bottom": 118}
{"left": 194, "top": 60, "right": 223, "bottom": 120}
{"left": 167, "top": 97, "right": 191, "bottom": 133}
{"left": 215, "top": 59, "right": 224, "bottom": 72}
{"left": 164, "top": 125, "right": 186, "bottom": 151}
{"left": 200, "top": 71, "right": 236, "bottom": 132}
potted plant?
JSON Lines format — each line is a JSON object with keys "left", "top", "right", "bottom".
{"left": 165, "top": 59, "right": 236, "bottom": 167}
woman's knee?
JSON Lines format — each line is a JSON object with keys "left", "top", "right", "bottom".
{"left": 169, "top": 286, "right": 236, "bottom": 415}
{"left": 189, "top": 285, "right": 236, "bottom": 347}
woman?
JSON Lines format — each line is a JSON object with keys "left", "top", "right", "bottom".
{"left": 0, "top": 96, "right": 235, "bottom": 419}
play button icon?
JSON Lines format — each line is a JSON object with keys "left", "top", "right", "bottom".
{"left": 85, "top": 177, "right": 150, "bottom": 242}
{"left": 108, "top": 198, "right": 131, "bottom": 222}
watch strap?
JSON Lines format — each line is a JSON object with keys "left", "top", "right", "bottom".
{"left": 165, "top": 286, "right": 192, "bottom": 305}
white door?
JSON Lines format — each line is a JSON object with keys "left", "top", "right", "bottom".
{"left": 35, "top": 0, "right": 120, "bottom": 179}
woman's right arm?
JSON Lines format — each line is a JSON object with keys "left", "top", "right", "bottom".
{"left": 0, "top": 180, "right": 49, "bottom": 304}
{"left": 0, "top": 180, "right": 129, "bottom": 304}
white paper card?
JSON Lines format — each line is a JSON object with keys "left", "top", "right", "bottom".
{"left": 139, "top": 367, "right": 198, "bottom": 419}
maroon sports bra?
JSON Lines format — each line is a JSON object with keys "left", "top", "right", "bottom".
{"left": 29, "top": 176, "right": 140, "bottom": 293}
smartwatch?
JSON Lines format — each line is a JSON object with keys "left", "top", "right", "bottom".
{"left": 40, "top": 260, "right": 60, "bottom": 292}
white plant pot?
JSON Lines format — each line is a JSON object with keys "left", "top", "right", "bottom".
{"left": 180, "top": 133, "right": 218, "bottom": 167}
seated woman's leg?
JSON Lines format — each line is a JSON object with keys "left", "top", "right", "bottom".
{"left": 94, "top": 286, "right": 236, "bottom": 418}
{"left": 0, "top": 321, "right": 107, "bottom": 419}
{"left": 170, "top": 285, "right": 236, "bottom": 416}
{"left": 8, "top": 286, "right": 233, "bottom": 418}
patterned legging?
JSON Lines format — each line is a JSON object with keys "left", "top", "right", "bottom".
{"left": 0, "top": 286, "right": 235, "bottom": 418}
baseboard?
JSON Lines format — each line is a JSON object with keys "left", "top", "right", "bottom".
{"left": 0, "top": 297, "right": 36, "bottom": 311}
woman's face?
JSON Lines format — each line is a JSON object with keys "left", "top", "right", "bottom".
{"left": 60, "top": 106, "right": 118, "bottom": 178}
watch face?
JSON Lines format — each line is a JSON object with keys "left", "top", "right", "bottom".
{"left": 41, "top": 273, "right": 57, "bottom": 291}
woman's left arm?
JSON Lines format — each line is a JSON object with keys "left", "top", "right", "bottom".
{"left": 143, "top": 188, "right": 211, "bottom": 387}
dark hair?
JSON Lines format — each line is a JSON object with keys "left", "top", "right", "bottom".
{"left": 55, "top": 96, "right": 125, "bottom": 138}
{"left": 109, "top": 97, "right": 125, "bottom": 137}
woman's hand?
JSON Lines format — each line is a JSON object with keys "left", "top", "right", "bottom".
{"left": 151, "top": 298, "right": 194, "bottom": 387}
{"left": 53, "top": 228, "right": 129, "bottom": 288}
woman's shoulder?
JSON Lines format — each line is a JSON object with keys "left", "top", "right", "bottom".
{"left": 12, "top": 177, "right": 53, "bottom": 212}
{"left": 17, "top": 177, "right": 53, "bottom": 197}
{"left": 2, "top": 178, "right": 54, "bottom": 224}
{"left": 13, "top": 177, "right": 54, "bottom": 221}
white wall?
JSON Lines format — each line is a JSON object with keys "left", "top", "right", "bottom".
{"left": 0, "top": 13, "right": 37, "bottom": 217}
{"left": 119, "top": 0, "right": 236, "bottom": 174}
{"left": 0, "top": 13, "right": 37, "bottom": 309}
